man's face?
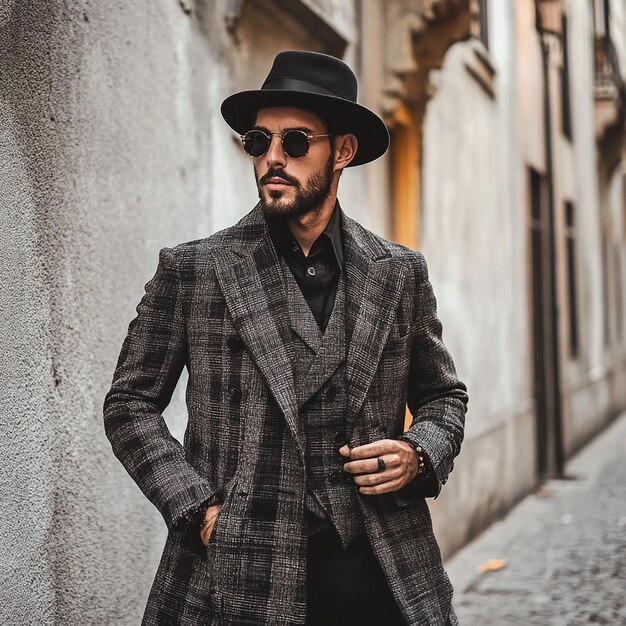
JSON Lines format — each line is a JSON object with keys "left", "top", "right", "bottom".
{"left": 252, "top": 107, "right": 335, "bottom": 220}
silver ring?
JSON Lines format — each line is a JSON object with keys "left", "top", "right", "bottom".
{"left": 377, "top": 457, "right": 385, "bottom": 472}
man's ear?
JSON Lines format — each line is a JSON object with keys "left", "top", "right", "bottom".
{"left": 333, "top": 134, "right": 358, "bottom": 171}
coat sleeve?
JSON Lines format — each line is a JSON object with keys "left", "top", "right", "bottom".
{"left": 103, "top": 246, "right": 217, "bottom": 531}
{"left": 400, "top": 251, "right": 468, "bottom": 495}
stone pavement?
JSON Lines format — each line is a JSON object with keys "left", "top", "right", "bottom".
{"left": 446, "top": 412, "right": 626, "bottom": 626}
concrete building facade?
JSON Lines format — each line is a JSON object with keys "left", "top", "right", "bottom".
{"left": 1, "top": 0, "right": 625, "bottom": 622}
{"left": 415, "top": 0, "right": 626, "bottom": 555}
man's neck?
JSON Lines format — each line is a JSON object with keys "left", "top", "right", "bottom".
{"left": 287, "top": 194, "right": 337, "bottom": 256}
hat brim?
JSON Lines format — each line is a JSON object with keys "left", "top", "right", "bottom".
{"left": 221, "top": 90, "right": 389, "bottom": 167}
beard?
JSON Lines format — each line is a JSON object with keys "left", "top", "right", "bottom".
{"left": 255, "top": 155, "right": 334, "bottom": 220}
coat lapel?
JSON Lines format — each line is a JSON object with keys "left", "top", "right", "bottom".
{"left": 341, "top": 212, "right": 408, "bottom": 434}
{"left": 211, "top": 204, "right": 406, "bottom": 452}
{"left": 212, "top": 207, "right": 304, "bottom": 462}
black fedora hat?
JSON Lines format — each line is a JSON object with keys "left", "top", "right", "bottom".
{"left": 221, "top": 50, "right": 389, "bottom": 167}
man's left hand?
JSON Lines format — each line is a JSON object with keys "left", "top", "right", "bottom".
{"left": 339, "top": 439, "right": 419, "bottom": 495}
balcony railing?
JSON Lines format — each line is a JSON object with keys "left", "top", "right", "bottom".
{"left": 594, "top": 34, "right": 626, "bottom": 103}
{"left": 594, "top": 33, "right": 626, "bottom": 165}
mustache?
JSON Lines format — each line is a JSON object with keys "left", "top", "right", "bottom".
{"left": 259, "top": 168, "right": 299, "bottom": 187}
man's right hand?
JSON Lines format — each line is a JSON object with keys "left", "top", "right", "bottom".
{"left": 199, "top": 503, "right": 223, "bottom": 546}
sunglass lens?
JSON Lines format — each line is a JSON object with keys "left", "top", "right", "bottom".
{"left": 244, "top": 131, "right": 270, "bottom": 157}
{"left": 283, "top": 131, "right": 309, "bottom": 158}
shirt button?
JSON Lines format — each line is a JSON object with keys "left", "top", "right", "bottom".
{"left": 328, "top": 470, "right": 341, "bottom": 485}
{"left": 306, "top": 266, "right": 316, "bottom": 276}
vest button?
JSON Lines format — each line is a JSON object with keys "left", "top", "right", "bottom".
{"left": 227, "top": 335, "right": 244, "bottom": 352}
{"left": 229, "top": 386, "right": 242, "bottom": 402}
{"left": 334, "top": 431, "right": 346, "bottom": 446}
{"left": 328, "top": 470, "right": 341, "bottom": 485}
{"left": 325, "top": 384, "right": 338, "bottom": 402}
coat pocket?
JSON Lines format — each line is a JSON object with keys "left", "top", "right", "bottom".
{"left": 204, "top": 477, "right": 249, "bottom": 585}
{"left": 204, "top": 507, "right": 222, "bottom": 571}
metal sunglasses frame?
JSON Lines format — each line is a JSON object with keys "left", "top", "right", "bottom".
{"left": 239, "top": 129, "right": 334, "bottom": 158}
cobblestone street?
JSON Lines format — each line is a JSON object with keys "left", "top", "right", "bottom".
{"left": 446, "top": 413, "right": 626, "bottom": 626}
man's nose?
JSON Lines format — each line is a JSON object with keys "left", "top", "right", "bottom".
{"left": 265, "top": 134, "right": 287, "bottom": 167}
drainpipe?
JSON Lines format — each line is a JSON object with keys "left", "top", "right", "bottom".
{"left": 536, "top": 1, "right": 565, "bottom": 476}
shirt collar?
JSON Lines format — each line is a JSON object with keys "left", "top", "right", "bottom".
{"left": 267, "top": 201, "right": 344, "bottom": 270}
{"left": 322, "top": 201, "right": 344, "bottom": 269}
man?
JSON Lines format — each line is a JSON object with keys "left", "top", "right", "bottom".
{"left": 104, "top": 50, "right": 468, "bottom": 625}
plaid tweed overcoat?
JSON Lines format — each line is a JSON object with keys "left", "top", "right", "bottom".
{"left": 103, "top": 204, "right": 468, "bottom": 625}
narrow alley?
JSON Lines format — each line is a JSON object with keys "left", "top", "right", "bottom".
{"left": 447, "top": 413, "right": 626, "bottom": 625}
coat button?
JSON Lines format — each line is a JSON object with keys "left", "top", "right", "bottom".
{"left": 325, "top": 384, "right": 338, "bottom": 402}
{"left": 334, "top": 431, "right": 346, "bottom": 446}
{"left": 328, "top": 470, "right": 341, "bottom": 485}
{"left": 227, "top": 335, "right": 244, "bottom": 352}
{"left": 229, "top": 386, "right": 242, "bottom": 402}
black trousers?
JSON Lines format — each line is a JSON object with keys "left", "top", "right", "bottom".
{"left": 305, "top": 526, "right": 405, "bottom": 626}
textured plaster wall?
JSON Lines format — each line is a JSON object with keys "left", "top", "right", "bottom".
{"left": 558, "top": 0, "right": 626, "bottom": 455}
{"left": 561, "top": 0, "right": 604, "bottom": 380}
{"left": 422, "top": 0, "right": 626, "bottom": 556}
{"left": 0, "top": 0, "right": 365, "bottom": 622}
{"left": 558, "top": 0, "right": 609, "bottom": 454}
{"left": 1, "top": 2, "right": 224, "bottom": 622}
{"left": 0, "top": 98, "right": 58, "bottom": 623}
{"left": 420, "top": 1, "right": 536, "bottom": 554}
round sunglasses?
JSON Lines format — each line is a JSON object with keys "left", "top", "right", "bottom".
{"left": 240, "top": 129, "right": 333, "bottom": 159}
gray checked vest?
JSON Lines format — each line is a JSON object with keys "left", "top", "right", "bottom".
{"left": 280, "top": 256, "right": 365, "bottom": 548}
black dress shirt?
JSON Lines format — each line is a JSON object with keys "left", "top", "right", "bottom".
{"left": 268, "top": 203, "right": 343, "bottom": 332}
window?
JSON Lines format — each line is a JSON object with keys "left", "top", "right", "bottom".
{"left": 614, "top": 245, "right": 624, "bottom": 341}
{"left": 477, "top": 0, "right": 489, "bottom": 50}
{"left": 560, "top": 12, "right": 573, "bottom": 140}
{"left": 564, "top": 202, "right": 579, "bottom": 357}
{"left": 601, "top": 232, "right": 610, "bottom": 346}
{"left": 592, "top": 0, "right": 610, "bottom": 36}
{"left": 622, "top": 174, "right": 626, "bottom": 239}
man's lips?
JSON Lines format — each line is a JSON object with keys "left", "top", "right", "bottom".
{"left": 264, "top": 176, "right": 293, "bottom": 191}
{"left": 265, "top": 177, "right": 292, "bottom": 186}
